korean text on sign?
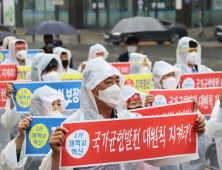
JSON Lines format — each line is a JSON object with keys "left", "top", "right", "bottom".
{"left": 130, "top": 101, "right": 194, "bottom": 117}
{"left": 60, "top": 113, "right": 197, "bottom": 168}
{"left": 60, "top": 74, "right": 83, "bottom": 81}
{"left": 110, "top": 62, "right": 130, "bottom": 75}
{"left": 0, "top": 64, "right": 17, "bottom": 81}
{"left": 124, "top": 73, "right": 152, "bottom": 93}
{"left": 180, "top": 72, "right": 222, "bottom": 89}
{"left": 18, "top": 66, "right": 31, "bottom": 80}
{"left": 149, "top": 87, "right": 222, "bottom": 115}
{"left": 12, "top": 81, "right": 81, "bottom": 113}
{"left": 25, "top": 117, "right": 66, "bottom": 155}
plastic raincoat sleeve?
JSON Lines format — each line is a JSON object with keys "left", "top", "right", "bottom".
{"left": 0, "top": 139, "right": 27, "bottom": 170}
{"left": 1, "top": 97, "right": 22, "bottom": 131}
{"left": 206, "top": 100, "right": 222, "bottom": 138}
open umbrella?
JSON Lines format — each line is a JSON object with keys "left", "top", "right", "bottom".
{"left": 25, "top": 20, "right": 79, "bottom": 35}
{"left": 0, "top": 31, "right": 19, "bottom": 42}
{"left": 110, "top": 16, "right": 167, "bottom": 34}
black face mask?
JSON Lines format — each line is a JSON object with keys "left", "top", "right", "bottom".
{"left": 62, "top": 60, "right": 69, "bottom": 68}
{"left": 127, "top": 106, "right": 143, "bottom": 110}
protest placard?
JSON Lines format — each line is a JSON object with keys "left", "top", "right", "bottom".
{"left": 60, "top": 113, "right": 198, "bottom": 168}
{"left": 110, "top": 62, "right": 130, "bottom": 75}
{"left": 0, "top": 50, "right": 42, "bottom": 64}
{"left": 130, "top": 101, "right": 194, "bottom": 116}
{"left": 124, "top": 73, "right": 152, "bottom": 93}
{"left": 25, "top": 117, "right": 66, "bottom": 155}
{"left": 60, "top": 73, "right": 83, "bottom": 81}
{"left": 61, "top": 73, "right": 152, "bottom": 93}
{"left": 149, "top": 88, "right": 222, "bottom": 115}
{"left": 17, "top": 66, "right": 31, "bottom": 80}
{"left": 12, "top": 81, "right": 81, "bottom": 112}
{"left": 180, "top": 72, "right": 222, "bottom": 89}
{"left": 0, "top": 64, "right": 17, "bottom": 81}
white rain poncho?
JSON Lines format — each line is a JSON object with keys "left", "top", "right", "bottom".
{"left": 77, "top": 44, "right": 108, "bottom": 73}
{"left": 174, "top": 37, "right": 213, "bottom": 73}
{"left": 39, "top": 58, "right": 198, "bottom": 170}
{"left": 31, "top": 53, "right": 62, "bottom": 82}
{"left": 0, "top": 86, "right": 68, "bottom": 170}
{"left": 205, "top": 100, "right": 222, "bottom": 169}
{"left": 3, "top": 36, "right": 17, "bottom": 49}
{"left": 77, "top": 61, "right": 88, "bottom": 73}
{"left": 130, "top": 53, "right": 152, "bottom": 74}
{"left": 152, "top": 61, "right": 182, "bottom": 89}
{"left": 122, "top": 85, "right": 147, "bottom": 110}
{"left": 53, "top": 47, "right": 79, "bottom": 74}
{"left": 1, "top": 39, "right": 32, "bottom": 66}
{"left": 1, "top": 53, "right": 63, "bottom": 139}
{"left": 88, "top": 44, "right": 109, "bottom": 61}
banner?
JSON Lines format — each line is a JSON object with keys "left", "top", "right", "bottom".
{"left": 3, "top": 0, "right": 15, "bottom": 27}
{"left": 110, "top": 62, "right": 130, "bottom": 75}
{"left": 25, "top": 117, "right": 66, "bottom": 155}
{"left": 0, "top": 81, "right": 8, "bottom": 108}
{"left": 61, "top": 73, "right": 152, "bottom": 93}
{"left": 0, "top": 81, "right": 30, "bottom": 108}
{"left": 60, "top": 113, "right": 198, "bottom": 168}
{"left": 180, "top": 72, "right": 222, "bottom": 89}
{"left": 124, "top": 73, "right": 152, "bottom": 93}
{"left": 12, "top": 81, "right": 81, "bottom": 113}
{"left": 18, "top": 66, "right": 31, "bottom": 80}
{"left": 149, "top": 88, "right": 222, "bottom": 115}
{"left": 61, "top": 73, "right": 83, "bottom": 81}
{"left": 0, "top": 64, "right": 17, "bottom": 81}
{"left": 0, "top": 50, "right": 42, "bottom": 64}
{"left": 130, "top": 101, "right": 194, "bottom": 116}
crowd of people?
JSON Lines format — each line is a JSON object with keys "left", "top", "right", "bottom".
{"left": 0, "top": 34, "right": 220, "bottom": 170}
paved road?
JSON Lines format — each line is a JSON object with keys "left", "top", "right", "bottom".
{"left": 18, "top": 28, "right": 222, "bottom": 72}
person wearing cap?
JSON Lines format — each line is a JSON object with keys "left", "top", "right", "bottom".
{"left": 41, "top": 34, "right": 53, "bottom": 54}
{"left": 117, "top": 36, "right": 143, "bottom": 62}
{"left": 2, "top": 39, "right": 32, "bottom": 66}
{"left": 2, "top": 36, "right": 17, "bottom": 50}
{"left": 174, "top": 37, "right": 213, "bottom": 73}
{"left": 53, "top": 47, "right": 79, "bottom": 74}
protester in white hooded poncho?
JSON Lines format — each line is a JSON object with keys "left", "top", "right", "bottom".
{"left": 2, "top": 39, "right": 32, "bottom": 66}
{"left": 174, "top": 37, "right": 213, "bottom": 74}
{"left": 1, "top": 53, "right": 63, "bottom": 131}
{"left": 0, "top": 86, "right": 68, "bottom": 170}
{"left": 205, "top": 93, "right": 222, "bottom": 169}
{"left": 152, "top": 60, "right": 209, "bottom": 170}
{"left": 123, "top": 86, "right": 159, "bottom": 170}
{"left": 152, "top": 61, "right": 182, "bottom": 90}
{"left": 130, "top": 53, "right": 152, "bottom": 74}
{"left": 0, "top": 54, "right": 63, "bottom": 169}
{"left": 77, "top": 43, "right": 109, "bottom": 73}
{"left": 39, "top": 58, "right": 206, "bottom": 170}
{"left": 2, "top": 36, "right": 17, "bottom": 50}
{"left": 53, "top": 47, "right": 79, "bottom": 74}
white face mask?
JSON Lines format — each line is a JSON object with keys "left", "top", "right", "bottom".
{"left": 42, "top": 71, "right": 60, "bottom": 82}
{"left": 46, "top": 110, "right": 63, "bottom": 117}
{"left": 162, "top": 77, "right": 177, "bottom": 89}
{"left": 94, "top": 84, "right": 121, "bottom": 108}
{"left": 16, "top": 50, "right": 27, "bottom": 60}
{"left": 127, "top": 46, "right": 137, "bottom": 53}
{"left": 140, "top": 66, "right": 149, "bottom": 74}
{"left": 97, "top": 56, "right": 104, "bottom": 59}
{"left": 187, "top": 52, "right": 198, "bottom": 65}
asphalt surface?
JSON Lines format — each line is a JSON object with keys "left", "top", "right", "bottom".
{"left": 16, "top": 27, "right": 222, "bottom": 72}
